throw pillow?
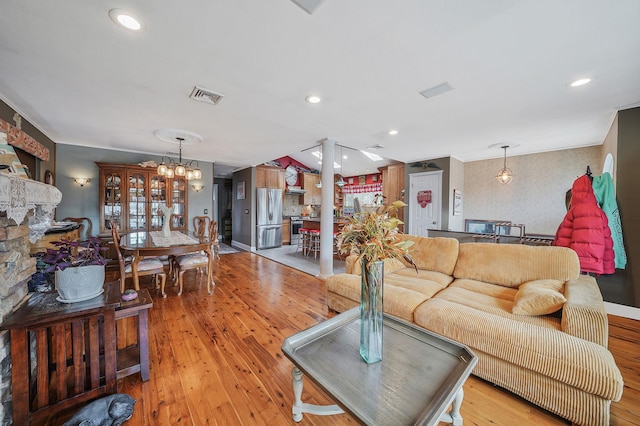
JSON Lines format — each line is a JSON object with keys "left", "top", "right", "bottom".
{"left": 512, "top": 279, "right": 566, "bottom": 316}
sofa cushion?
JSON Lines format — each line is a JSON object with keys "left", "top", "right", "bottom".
{"left": 414, "top": 298, "right": 624, "bottom": 401}
{"left": 512, "top": 280, "right": 566, "bottom": 316}
{"left": 401, "top": 236, "right": 459, "bottom": 275}
{"left": 450, "top": 279, "right": 517, "bottom": 301}
{"left": 453, "top": 243, "right": 580, "bottom": 287}
{"left": 432, "top": 286, "right": 561, "bottom": 330}
{"left": 384, "top": 273, "right": 448, "bottom": 297}
{"left": 391, "top": 268, "right": 454, "bottom": 287}
{"left": 345, "top": 256, "right": 408, "bottom": 276}
{"left": 325, "top": 272, "right": 444, "bottom": 322}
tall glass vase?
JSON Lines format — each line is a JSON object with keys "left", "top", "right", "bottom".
{"left": 360, "top": 259, "right": 384, "bottom": 364}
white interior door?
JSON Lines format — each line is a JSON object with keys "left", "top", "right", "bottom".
{"left": 409, "top": 171, "right": 442, "bottom": 236}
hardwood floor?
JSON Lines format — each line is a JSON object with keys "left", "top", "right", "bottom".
{"left": 49, "top": 252, "right": 639, "bottom": 425}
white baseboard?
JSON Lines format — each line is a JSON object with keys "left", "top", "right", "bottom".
{"left": 232, "top": 240, "right": 252, "bottom": 252}
{"left": 604, "top": 301, "right": 640, "bottom": 320}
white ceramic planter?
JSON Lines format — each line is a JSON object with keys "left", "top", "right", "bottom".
{"left": 55, "top": 265, "right": 105, "bottom": 302}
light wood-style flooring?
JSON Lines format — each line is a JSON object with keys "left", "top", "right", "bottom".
{"left": 50, "top": 251, "right": 639, "bottom": 425}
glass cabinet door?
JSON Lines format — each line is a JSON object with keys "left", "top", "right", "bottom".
{"left": 103, "top": 171, "right": 122, "bottom": 231}
{"left": 128, "top": 172, "right": 147, "bottom": 231}
{"left": 98, "top": 163, "right": 188, "bottom": 234}
{"left": 171, "top": 177, "right": 186, "bottom": 230}
{"left": 149, "top": 174, "right": 167, "bottom": 230}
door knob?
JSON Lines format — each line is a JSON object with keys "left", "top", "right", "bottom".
{"left": 432, "top": 221, "right": 437, "bottom": 225}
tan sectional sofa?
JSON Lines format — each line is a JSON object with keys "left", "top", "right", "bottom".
{"left": 325, "top": 236, "right": 624, "bottom": 426}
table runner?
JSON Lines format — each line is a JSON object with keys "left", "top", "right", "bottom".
{"left": 149, "top": 231, "right": 199, "bottom": 247}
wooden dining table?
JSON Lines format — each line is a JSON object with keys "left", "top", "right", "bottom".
{"left": 119, "top": 230, "right": 215, "bottom": 295}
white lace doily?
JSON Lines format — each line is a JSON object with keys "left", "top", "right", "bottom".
{"left": 0, "top": 173, "right": 62, "bottom": 233}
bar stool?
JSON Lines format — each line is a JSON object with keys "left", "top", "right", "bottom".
{"left": 307, "top": 230, "right": 321, "bottom": 259}
{"left": 296, "top": 228, "right": 309, "bottom": 255}
{"left": 333, "top": 231, "right": 342, "bottom": 260}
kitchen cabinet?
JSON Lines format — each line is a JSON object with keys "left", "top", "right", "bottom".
{"left": 334, "top": 175, "right": 344, "bottom": 210}
{"left": 380, "top": 163, "right": 405, "bottom": 230}
{"left": 97, "top": 162, "right": 188, "bottom": 234}
{"left": 256, "top": 165, "right": 285, "bottom": 190}
{"left": 300, "top": 172, "right": 322, "bottom": 205}
{"left": 282, "top": 218, "right": 291, "bottom": 245}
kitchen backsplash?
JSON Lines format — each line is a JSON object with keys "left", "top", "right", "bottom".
{"left": 283, "top": 193, "right": 304, "bottom": 217}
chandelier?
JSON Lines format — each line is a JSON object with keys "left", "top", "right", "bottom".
{"left": 157, "top": 137, "right": 202, "bottom": 181}
{"left": 496, "top": 145, "right": 514, "bottom": 184}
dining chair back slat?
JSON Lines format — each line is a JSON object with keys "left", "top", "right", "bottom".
{"left": 110, "top": 221, "right": 166, "bottom": 293}
{"left": 193, "top": 216, "right": 211, "bottom": 239}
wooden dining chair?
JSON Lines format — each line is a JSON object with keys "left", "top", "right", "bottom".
{"left": 211, "top": 220, "right": 221, "bottom": 259}
{"left": 174, "top": 221, "right": 216, "bottom": 296}
{"left": 62, "top": 217, "right": 93, "bottom": 240}
{"left": 110, "top": 221, "right": 166, "bottom": 293}
{"left": 192, "top": 216, "right": 211, "bottom": 239}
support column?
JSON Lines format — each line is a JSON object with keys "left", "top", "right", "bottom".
{"left": 319, "top": 139, "right": 335, "bottom": 278}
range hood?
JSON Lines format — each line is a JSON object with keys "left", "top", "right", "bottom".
{"left": 286, "top": 186, "right": 306, "bottom": 194}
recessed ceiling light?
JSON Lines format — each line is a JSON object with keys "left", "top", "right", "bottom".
{"left": 305, "top": 95, "right": 321, "bottom": 104}
{"left": 569, "top": 78, "right": 591, "bottom": 87}
{"left": 109, "top": 9, "right": 144, "bottom": 31}
{"left": 388, "top": 129, "right": 398, "bottom": 135}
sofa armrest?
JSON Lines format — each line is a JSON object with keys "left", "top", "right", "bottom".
{"left": 561, "top": 275, "right": 608, "bottom": 348}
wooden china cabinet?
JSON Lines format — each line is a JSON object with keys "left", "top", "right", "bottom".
{"left": 380, "top": 163, "right": 405, "bottom": 231}
{"left": 96, "top": 162, "right": 188, "bottom": 234}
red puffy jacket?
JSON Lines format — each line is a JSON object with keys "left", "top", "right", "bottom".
{"left": 553, "top": 175, "right": 615, "bottom": 274}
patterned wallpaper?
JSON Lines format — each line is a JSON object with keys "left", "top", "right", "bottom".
{"left": 463, "top": 146, "right": 602, "bottom": 235}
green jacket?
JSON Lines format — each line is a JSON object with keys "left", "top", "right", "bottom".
{"left": 592, "top": 172, "right": 626, "bottom": 269}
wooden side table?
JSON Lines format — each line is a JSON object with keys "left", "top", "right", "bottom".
{"left": 106, "top": 281, "right": 153, "bottom": 381}
{"left": 0, "top": 289, "right": 119, "bottom": 425}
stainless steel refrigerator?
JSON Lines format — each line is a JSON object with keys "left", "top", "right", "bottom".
{"left": 256, "top": 188, "right": 283, "bottom": 249}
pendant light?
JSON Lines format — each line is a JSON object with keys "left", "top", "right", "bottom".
{"left": 496, "top": 145, "right": 514, "bottom": 184}
{"left": 156, "top": 136, "right": 202, "bottom": 181}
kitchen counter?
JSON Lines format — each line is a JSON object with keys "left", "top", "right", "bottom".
{"left": 302, "top": 218, "right": 349, "bottom": 233}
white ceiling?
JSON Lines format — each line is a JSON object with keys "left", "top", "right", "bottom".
{"left": 1, "top": 1, "right": 639, "bottom": 178}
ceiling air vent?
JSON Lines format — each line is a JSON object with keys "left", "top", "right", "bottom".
{"left": 419, "top": 82, "right": 454, "bottom": 99}
{"left": 189, "top": 85, "right": 224, "bottom": 105}
{"left": 291, "top": 0, "right": 325, "bottom": 15}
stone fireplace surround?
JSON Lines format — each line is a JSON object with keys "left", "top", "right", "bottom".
{"left": 0, "top": 174, "right": 61, "bottom": 424}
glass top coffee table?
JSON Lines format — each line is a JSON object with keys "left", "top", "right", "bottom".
{"left": 282, "top": 307, "right": 477, "bottom": 425}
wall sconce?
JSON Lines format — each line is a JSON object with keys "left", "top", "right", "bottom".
{"left": 191, "top": 183, "right": 204, "bottom": 192}
{"left": 74, "top": 178, "right": 90, "bottom": 187}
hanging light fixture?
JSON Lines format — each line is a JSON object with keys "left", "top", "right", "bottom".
{"left": 336, "top": 145, "right": 346, "bottom": 187}
{"left": 156, "top": 137, "right": 202, "bottom": 181}
{"left": 496, "top": 145, "right": 514, "bottom": 184}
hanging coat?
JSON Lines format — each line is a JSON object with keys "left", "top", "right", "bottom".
{"left": 553, "top": 175, "right": 615, "bottom": 275}
{"left": 592, "top": 172, "right": 627, "bottom": 269}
